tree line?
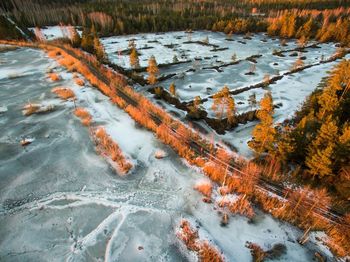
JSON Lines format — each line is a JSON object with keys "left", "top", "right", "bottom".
{"left": 1, "top": 0, "right": 350, "bottom": 37}
{"left": 249, "top": 60, "right": 350, "bottom": 199}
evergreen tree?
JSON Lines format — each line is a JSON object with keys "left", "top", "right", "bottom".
{"left": 147, "top": 55, "right": 159, "bottom": 85}
{"left": 129, "top": 47, "right": 140, "bottom": 69}
{"left": 188, "top": 96, "right": 202, "bottom": 118}
{"left": 305, "top": 117, "right": 338, "bottom": 178}
{"left": 249, "top": 91, "right": 276, "bottom": 154}
{"left": 169, "top": 82, "right": 176, "bottom": 96}
{"left": 69, "top": 26, "right": 81, "bottom": 48}
{"left": 212, "top": 86, "right": 236, "bottom": 124}
{"left": 93, "top": 36, "right": 106, "bottom": 62}
{"left": 81, "top": 27, "right": 94, "bottom": 54}
{"left": 248, "top": 92, "right": 257, "bottom": 109}
{"left": 292, "top": 56, "right": 304, "bottom": 70}
{"left": 231, "top": 53, "right": 237, "bottom": 62}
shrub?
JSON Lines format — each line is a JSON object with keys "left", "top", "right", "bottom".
{"left": 228, "top": 195, "right": 255, "bottom": 219}
{"left": 48, "top": 72, "right": 61, "bottom": 81}
{"left": 22, "top": 103, "right": 40, "bottom": 116}
{"left": 75, "top": 78, "right": 85, "bottom": 86}
{"left": 52, "top": 87, "right": 75, "bottom": 100}
{"left": 245, "top": 242, "right": 266, "bottom": 262}
{"left": 74, "top": 107, "right": 92, "bottom": 126}
{"left": 177, "top": 220, "right": 224, "bottom": 262}
{"left": 194, "top": 179, "right": 213, "bottom": 198}
{"left": 92, "top": 127, "right": 132, "bottom": 174}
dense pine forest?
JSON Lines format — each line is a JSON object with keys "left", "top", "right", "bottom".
{"left": 1, "top": 0, "right": 350, "bottom": 38}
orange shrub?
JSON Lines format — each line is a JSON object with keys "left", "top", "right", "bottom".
{"left": 93, "top": 127, "right": 132, "bottom": 174}
{"left": 194, "top": 179, "right": 213, "bottom": 198}
{"left": 202, "top": 162, "right": 226, "bottom": 184}
{"left": 75, "top": 78, "right": 85, "bottom": 86}
{"left": 125, "top": 105, "right": 158, "bottom": 132}
{"left": 52, "top": 87, "right": 75, "bottom": 100}
{"left": 48, "top": 72, "right": 61, "bottom": 81}
{"left": 198, "top": 241, "right": 223, "bottom": 262}
{"left": 23, "top": 103, "right": 40, "bottom": 116}
{"left": 228, "top": 195, "right": 255, "bottom": 219}
{"left": 74, "top": 107, "right": 92, "bottom": 126}
{"left": 245, "top": 242, "right": 266, "bottom": 262}
{"left": 47, "top": 49, "right": 61, "bottom": 58}
{"left": 177, "top": 220, "right": 224, "bottom": 262}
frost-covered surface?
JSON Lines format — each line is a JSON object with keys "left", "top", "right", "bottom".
{"left": 100, "top": 31, "right": 337, "bottom": 102}
{"left": 202, "top": 58, "right": 342, "bottom": 117}
{"left": 29, "top": 26, "right": 82, "bottom": 40}
{"left": 0, "top": 47, "right": 336, "bottom": 261}
{"left": 98, "top": 31, "right": 341, "bottom": 157}
{"left": 102, "top": 31, "right": 301, "bottom": 69}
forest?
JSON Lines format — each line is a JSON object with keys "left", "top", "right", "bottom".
{"left": 1, "top": 0, "right": 350, "bottom": 36}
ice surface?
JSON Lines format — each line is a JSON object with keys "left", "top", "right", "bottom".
{"left": 28, "top": 26, "right": 82, "bottom": 41}
{"left": 0, "top": 47, "right": 337, "bottom": 261}
{"left": 98, "top": 31, "right": 341, "bottom": 158}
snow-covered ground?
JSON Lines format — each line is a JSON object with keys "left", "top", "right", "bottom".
{"left": 102, "top": 31, "right": 301, "bottom": 68}
{"left": 29, "top": 26, "right": 82, "bottom": 41}
{"left": 98, "top": 30, "right": 340, "bottom": 158}
{"left": 99, "top": 31, "right": 337, "bottom": 102}
{"left": 0, "top": 47, "right": 335, "bottom": 261}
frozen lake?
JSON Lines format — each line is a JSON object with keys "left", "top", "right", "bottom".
{"left": 0, "top": 46, "right": 335, "bottom": 261}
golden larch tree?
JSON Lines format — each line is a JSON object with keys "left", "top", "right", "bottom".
{"left": 305, "top": 117, "right": 338, "bottom": 178}
{"left": 211, "top": 86, "right": 236, "bottom": 125}
{"left": 129, "top": 47, "right": 140, "bottom": 69}
{"left": 249, "top": 91, "right": 276, "bottom": 154}
{"left": 147, "top": 55, "right": 159, "bottom": 85}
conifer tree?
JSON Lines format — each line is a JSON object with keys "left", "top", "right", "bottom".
{"left": 129, "top": 47, "right": 140, "bottom": 69}
{"left": 188, "top": 96, "right": 202, "bottom": 119}
{"left": 248, "top": 92, "right": 257, "bottom": 109}
{"left": 305, "top": 117, "right": 338, "bottom": 177}
{"left": 128, "top": 39, "right": 136, "bottom": 49}
{"left": 69, "top": 26, "right": 81, "bottom": 48}
{"left": 231, "top": 53, "right": 237, "bottom": 62}
{"left": 34, "top": 27, "right": 44, "bottom": 42}
{"left": 212, "top": 86, "right": 236, "bottom": 124}
{"left": 296, "top": 17, "right": 313, "bottom": 41}
{"left": 169, "top": 82, "right": 176, "bottom": 96}
{"left": 93, "top": 36, "right": 106, "bottom": 62}
{"left": 249, "top": 91, "right": 276, "bottom": 154}
{"left": 292, "top": 56, "right": 304, "bottom": 70}
{"left": 81, "top": 27, "right": 94, "bottom": 54}
{"left": 147, "top": 55, "right": 159, "bottom": 85}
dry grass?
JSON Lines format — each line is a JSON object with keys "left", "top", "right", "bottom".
{"left": 194, "top": 179, "right": 213, "bottom": 198}
{"left": 245, "top": 242, "right": 266, "bottom": 262}
{"left": 74, "top": 107, "right": 92, "bottom": 126}
{"left": 22, "top": 103, "right": 54, "bottom": 116}
{"left": 0, "top": 46, "right": 18, "bottom": 52}
{"left": 177, "top": 220, "right": 224, "bottom": 262}
{"left": 93, "top": 127, "right": 132, "bottom": 174}
{"left": 48, "top": 72, "right": 61, "bottom": 81}
{"left": 23, "top": 103, "right": 40, "bottom": 116}
{"left": 155, "top": 150, "right": 166, "bottom": 159}
{"left": 218, "top": 186, "right": 230, "bottom": 196}
{"left": 75, "top": 78, "right": 85, "bottom": 86}
{"left": 52, "top": 87, "right": 75, "bottom": 100}
{"left": 228, "top": 195, "right": 255, "bottom": 219}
